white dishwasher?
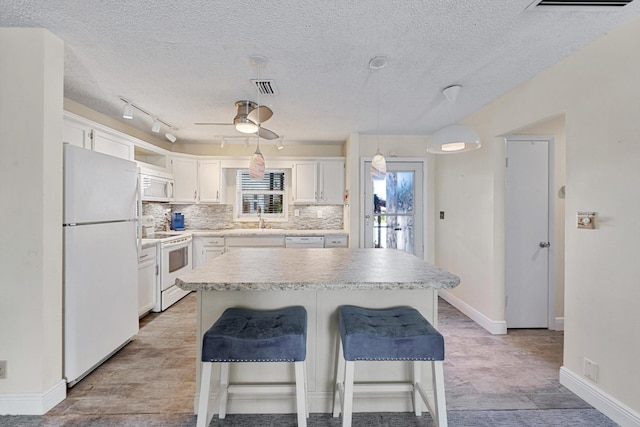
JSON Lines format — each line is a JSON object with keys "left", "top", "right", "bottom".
{"left": 285, "top": 236, "right": 325, "bottom": 248}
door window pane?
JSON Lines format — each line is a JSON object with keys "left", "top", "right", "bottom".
{"left": 372, "top": 172, "right": 414, "bottom": 254}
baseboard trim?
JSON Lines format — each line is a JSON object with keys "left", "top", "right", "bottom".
{"left": 554, "top": 317, "right": 565, "bottom": 331}
{"left": 0, "top": 379, "right": 66, "bottom": 415}
{"left": 559, "top": 366, "right": 640, "bottom": 427}
{"left": 438, "top": 290, "right": 507, "bottom": 335}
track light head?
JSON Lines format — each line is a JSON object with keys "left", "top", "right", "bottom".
{"left": 165, "top": 133, "right": 177, "bottom": 143}
{"left": 122, "top": 102, "right": 133, "bottom": 119}
{"left": 151, "top": 118, "right": 161, "bottom": 133}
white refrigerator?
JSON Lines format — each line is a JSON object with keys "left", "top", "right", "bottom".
{"left": 63, "top": 144, "right": 139, "bottom": 386}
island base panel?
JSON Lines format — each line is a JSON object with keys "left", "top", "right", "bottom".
{"left": 194, "top": 289, "right": 438, "bottom": 414}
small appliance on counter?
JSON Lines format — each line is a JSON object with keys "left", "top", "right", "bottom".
{"left": 171, "top": 213, "right": 185, "bottom": 231}
{"left": 141, "top": 215, "right": 155, "bottom": 238}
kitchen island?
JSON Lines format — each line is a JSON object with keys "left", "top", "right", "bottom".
{"left": 177, "top": 248, "right": 460, "bottom": 415}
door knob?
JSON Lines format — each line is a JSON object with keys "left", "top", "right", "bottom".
{"left": 539, "top": 241, "right": 550, "bottom": 248}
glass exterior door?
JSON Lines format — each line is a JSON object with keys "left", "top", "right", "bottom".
{"left": 364, "top": 161, "right": 423, "bottom": 258}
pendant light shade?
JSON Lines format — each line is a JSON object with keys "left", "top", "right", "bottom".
{"left": 371, "top": 151, "right": 387, "bottom": 180}
{"left": 249, "top": 147, "right": 265, "bottom": 179}
{"left": 427, "top": 124, "right": 481, "bottom": 153}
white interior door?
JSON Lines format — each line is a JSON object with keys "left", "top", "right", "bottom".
{"left": 363, "top": 161, "right": 423, "bottom": 259}
{"left": 505, "top": 138, "right": 550, "bottom": 328}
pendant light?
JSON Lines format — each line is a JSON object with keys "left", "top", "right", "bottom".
{"left": 369, "top": 56, "right": 387, "bottom": 180}
{"left": 426, "top": 85, "right": 481, "bottom": 154}
{"left": 248, "top": 55, "right": 267, "bottom": 179}
{"left": 249, "top": 137, "right": 265, "bottom": 179}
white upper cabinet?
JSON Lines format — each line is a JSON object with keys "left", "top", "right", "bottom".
{"left": 171, "top": 157, "right": 198, "bottom": 203}
{"left": 92, "top": 130, "right": 134, "bottom": 160}
{"left": 63, "top": 116, "right": 92, "bottom": 149}
{"left": 172, "top": 157, "right": 223, "bottom": 204}
{"left": 292, "top": 161, "right": 318, "bottom": 204}
{"left": 292, "top": 160, "right": 344, "bottom": 205}
{"left": 319, "top": 160, "right": 345, "bottom": 205}
{"left": 198, "top": 160, "right": 222, "bottom": 203}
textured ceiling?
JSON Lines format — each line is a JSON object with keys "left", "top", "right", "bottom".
{"left": 1, "top": 1, "right": 639, "bottom": 146}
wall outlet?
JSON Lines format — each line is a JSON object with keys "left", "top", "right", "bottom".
{"left": 317, "top": 210, "right": 323, "bottom": 218}
{"left": 294, "top": 209, "right": 300, "bottom": 217}
{"left": 0, "top": 360, "right": 6, "bottom": 379}
{"left": 583, "top": 357, "right": 598, "bottom": 382}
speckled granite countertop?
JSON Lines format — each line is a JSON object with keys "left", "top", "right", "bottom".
{"left": 189, "top": 229, "right": 347, "bottom": 237}
{"left": 176, "top": 248, "right": 460, "bottom": 292}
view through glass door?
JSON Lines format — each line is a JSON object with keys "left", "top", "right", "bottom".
{"left": 363, "top": 161, "right": 423, "bottom": 258}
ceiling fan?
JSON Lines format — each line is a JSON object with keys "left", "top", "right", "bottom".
{"left": 195, "top": 100, "right": 279, "bottom": 140}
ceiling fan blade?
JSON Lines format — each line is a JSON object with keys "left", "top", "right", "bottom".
{"left": 248, "top": 105, "right": 273, "bottom": 124}
{"left": 256, "top": 127, "right": 279, "bottom": 140}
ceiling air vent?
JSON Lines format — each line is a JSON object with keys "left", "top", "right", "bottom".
{"left": 527, "top": 0, "right": 634, "bottom": 9}
{"left": 251, "top": 79, "right": 279, "bottom": 96}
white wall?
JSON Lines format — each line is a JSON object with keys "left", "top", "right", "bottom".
{"left": 0, "top": 28, "right": 65, "bottom": 410}
{"left": 433, "top": 16, "right": 640, "bottom": 418}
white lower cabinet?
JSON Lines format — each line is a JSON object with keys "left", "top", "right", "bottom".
{"left": 225, "top": 236, "right": 285, "bottom": 250}
{"left": 138, "top": 244, "right": 158, "bottom": 318}
{"left": 324, "top": 234, "right": 348, "bottom": 248}
{"left": 193, "top": 236, "right": 225, "bottom": 268}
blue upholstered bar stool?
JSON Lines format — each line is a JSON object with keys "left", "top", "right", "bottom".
{"left": 332, "top": 305, "right": 447, "bottom": 427}
{"left": 196, "top": 306, "right": 308, "bottom": 427}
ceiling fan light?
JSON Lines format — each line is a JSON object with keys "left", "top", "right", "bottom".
{"left": 234, "top": 116, "right": 259, "bottom": 134}
{"left": 427, "top": 124, "right": 481, "bottom": 154}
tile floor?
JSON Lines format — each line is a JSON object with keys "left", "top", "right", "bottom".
{"left": 46, "top": 292, "right": 591, "bottom": 418}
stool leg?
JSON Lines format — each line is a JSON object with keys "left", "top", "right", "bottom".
{"left": 304, "top": 361, "right": 310, "bottom": 418}
{"left": 332, "top": 335, "right": 345, "bottom": 417}
{"left": 432, "top": 361, "right": 448, "bottom": 427}
{"left": 294, "top": 361, "right": 307, "bottom": 427}
{"left": 342, "top": 361, "right": 355, "bottom": 427}
{"left": 218, "top": 362, "right": 230, "bottom": 419}
{"left": 196, "top": 362, "right": 212, "bottom": 427}
{"left": 412, "top": 360, "right": 422, "bottom": 416}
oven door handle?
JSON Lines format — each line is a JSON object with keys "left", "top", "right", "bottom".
{"left": 162, "top": 238, "right": 192, "bottom": 249}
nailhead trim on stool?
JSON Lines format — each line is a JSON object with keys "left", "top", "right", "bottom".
{"left": 197, "top": 306, "right": 308, "bottom": 427}
{"left": 333, "top": 305, "right": 448, "bottom": 427}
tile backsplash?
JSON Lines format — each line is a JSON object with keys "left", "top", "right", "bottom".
{"left": 142, "top": 202, "right": 344, "bottom": 231}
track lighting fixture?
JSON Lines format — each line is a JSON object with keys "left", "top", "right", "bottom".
{"left": 276, "top": 138, "right": 284, "bottom": 150}
{"left": 220, "top": 138, "right": 227, "bottom": 148}
{"left": 119, "top": 97, "right": 178, "bottom": 140}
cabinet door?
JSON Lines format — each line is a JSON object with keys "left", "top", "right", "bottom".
{"left": 292, "top": 162, "right": 318, "bottom": 204}
{"left": 93, "top": 130, "right": 134, "bottom": 160}
{"left": 138, "top": 252, "right": 158, "bottom": 317}
{"left": 320, "top": 160, "right": 345, "bottom": 205}
{"left": 198, "top": 160, "right": 221, "bottom": 203}
{"left": 193, "top": 237, "right": 225, "bottom": 268}
{"left": 171, "top": 157, "right": 198, "bottom": 203}
{"left": 63, "top": 118, "right": 92, "bottom": 149}
{"left": 203, "top": 247, "right": 224, "bottom": 264}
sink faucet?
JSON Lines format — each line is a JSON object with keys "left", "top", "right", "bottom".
{"left": 257, "top": 206, "right": 264, "bottom": 229}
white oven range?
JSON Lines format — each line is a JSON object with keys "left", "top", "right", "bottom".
{"left": 144, "top": 232, "right": 192, "bottom": 311}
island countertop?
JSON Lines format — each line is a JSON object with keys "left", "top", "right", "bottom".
{"left": 176, "top": 248, "right": 460, "bottom": 292}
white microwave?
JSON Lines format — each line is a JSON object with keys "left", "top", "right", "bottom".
{"left": 139, "top": 168, "right": 174, "bottom": 202}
